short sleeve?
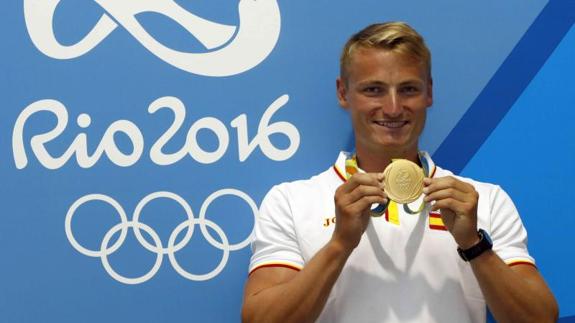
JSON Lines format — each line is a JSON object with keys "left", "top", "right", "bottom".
{"left": 489, "top": 185, "right": 535, "bottom": 266}
{"left": 248, "top": 185, "right": 304, "bottom": 274}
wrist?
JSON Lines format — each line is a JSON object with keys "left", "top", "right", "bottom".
{"left": 457, "top": 235, "right": 482, "bottom": 250}
{"left": 327, "top": 236, "right": 354, "bottom": 259}
{"left": 457, "top": 229, "right": 493, "bottom": 262}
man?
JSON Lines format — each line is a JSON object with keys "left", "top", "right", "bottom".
{"left": 242, "top": 22, "right": 558, "bottom": 323}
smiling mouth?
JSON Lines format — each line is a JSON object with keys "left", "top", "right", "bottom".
{"left": 373, "top": 120, "right": 408, "bottom": 129}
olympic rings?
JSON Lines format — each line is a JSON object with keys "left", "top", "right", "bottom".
{"left": 64, "top": 189, "right": 256, "bottom": 284}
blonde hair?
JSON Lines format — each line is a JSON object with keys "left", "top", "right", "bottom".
{"left": 340, "top": 22, "right": 431, "bottom": 81}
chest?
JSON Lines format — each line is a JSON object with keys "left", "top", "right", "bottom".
{"left": 301, "top": 190, "right": 495, "bottom": 297}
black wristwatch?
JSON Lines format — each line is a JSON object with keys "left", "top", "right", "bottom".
{"left": 457, "top": 229, "right": 493, "bottom": 262}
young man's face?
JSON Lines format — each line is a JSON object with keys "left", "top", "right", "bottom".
{"left": 337, "top": 47, "right": 433, "bottom": 157}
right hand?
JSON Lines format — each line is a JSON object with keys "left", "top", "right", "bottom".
{"left": 332, "top": 172, "right": 387, "bottom": 252}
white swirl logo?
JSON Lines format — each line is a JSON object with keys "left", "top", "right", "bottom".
{"left": 65, "top": 190, "right": 257, "bottom": 284}
{"left": 24, "top": 0, "right": 281, "bottom": 76}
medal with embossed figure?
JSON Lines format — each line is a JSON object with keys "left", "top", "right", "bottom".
{"left": 344, "top": 153, "right": 431, "bottom": 216}
{"left": 383, "top": 159, "right": 424, "bottom": 203}
{"left": 383, "top": 159, "right": 426, "bottom": 214}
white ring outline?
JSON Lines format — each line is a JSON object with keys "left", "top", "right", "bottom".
{"left": 132, "top": 191, "right": 195, "bottom": 254}
{"left": 168, "top": 218, "right": 229, "bottom": 281}
{"left": 65, "top": 194, "right": 128, "bottom": 257}
{"left": 100, "top": 221, "right": 163, "bottom": 285}
{"left": 198, "top": 188, "right": 257, "bottom": 251}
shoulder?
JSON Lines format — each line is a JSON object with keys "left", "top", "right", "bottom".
{"left": 266, "top": 167, "right": 340, "bottom": 204}
{"left": 265, "top": 151, "right": 349, "bottom": 198}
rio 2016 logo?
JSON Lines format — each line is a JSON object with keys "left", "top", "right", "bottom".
{"left": 20, "top": 0, "right": 293, "bottom": 284}
{"left": 24, "top": 0, "right": 281, "bottom": 76}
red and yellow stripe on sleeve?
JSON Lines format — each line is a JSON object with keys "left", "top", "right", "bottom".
{"left": 505, "top": 258, "right": 537, "bottom": 269}
{"left": 249, "top": 261, "right": 303, "bottom": 276}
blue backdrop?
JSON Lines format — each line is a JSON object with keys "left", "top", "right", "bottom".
{"left": 1, "top": 0, "right": 573, "bottom": 322}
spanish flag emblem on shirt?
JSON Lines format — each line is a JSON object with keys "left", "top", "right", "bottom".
{"left": 429, "top": 212, "right": 447, "bottom": 231}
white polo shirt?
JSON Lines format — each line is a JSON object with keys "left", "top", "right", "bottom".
{"left": 249, "top": 151, "right": 534, "bottom": 323}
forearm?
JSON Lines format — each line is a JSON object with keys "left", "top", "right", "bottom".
{"left": 470, "top": 251, "right": 558, "bottom": 323}
{"left": 243, "top": 239, "right": 350, "bottom": 323}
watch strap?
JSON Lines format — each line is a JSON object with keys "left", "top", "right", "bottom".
{"left": 457, "top": 229, "right": 493, "bottom": 262}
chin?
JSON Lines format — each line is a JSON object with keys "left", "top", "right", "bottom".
{"left": 376, "top": 140, "right": 416, "bottom": 154}
{"left": 375, "top": 137, "right": 410, "bottom": 148}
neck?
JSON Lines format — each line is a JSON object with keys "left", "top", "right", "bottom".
{"left": 355, "top": 146, "right": 419, "bottom": 173}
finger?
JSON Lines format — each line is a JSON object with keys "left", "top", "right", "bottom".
{"left": 423, "top": 187, "right": 469, "bottom": 204}
{"left": 341, "top": 173, "right": 382, "bottom": 194}
{"left": 430, "top": 197, "right": 461, "bottom": 212}
{"left": 430, "top": 197, "right": 474, "bottom": 215}
{"left": 423, "top": 176, "right": 474, "bottom": 195}
{"left": 345, "top": 195, "right": 388, "bottom": 215}
{"left": 340, "top": 184, "right": 387, "bottom": 207}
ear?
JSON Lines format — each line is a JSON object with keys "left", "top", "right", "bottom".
{"left": 336, "top": 77, "right": 349, "bottom": 109}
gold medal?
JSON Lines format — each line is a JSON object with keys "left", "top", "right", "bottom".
{"left": 344, "top": 153, "right": 434, "bottom": 216}
{"left": 383, "top": 159, "right": 424, "bottom": 204}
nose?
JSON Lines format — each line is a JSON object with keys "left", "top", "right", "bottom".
{"left": 380, "top": 90, "right": 402, "bottom": 118}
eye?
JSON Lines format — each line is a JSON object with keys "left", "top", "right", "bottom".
{"left": 400, "top": 85, "right": 421, "bottom": 95}
{"left": 362, "top": 86, "right": 382, "bottom": 96}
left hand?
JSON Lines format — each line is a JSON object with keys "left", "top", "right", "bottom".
{"left": 423, "top": 176, "right": 480, "bottom": 249}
